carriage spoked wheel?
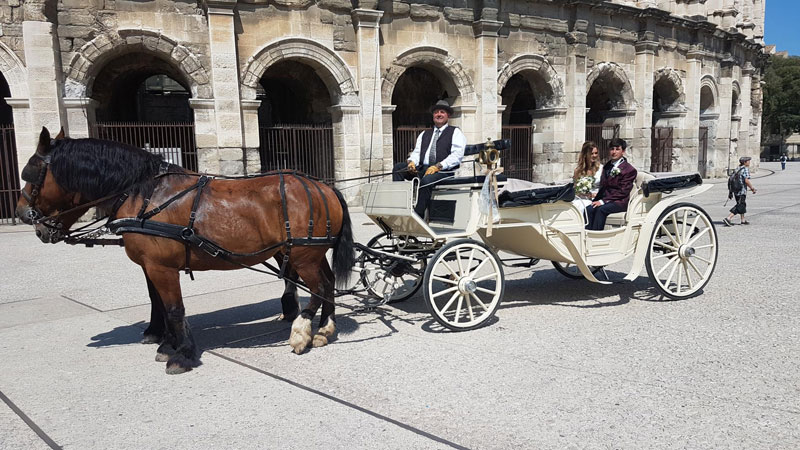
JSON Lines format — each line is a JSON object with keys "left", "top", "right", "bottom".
{"left": 424, "top": 239, "right": 504, "bottom": 331}
{"left": 357, "top": 233, "right": 427, "bottom": 303}
{"left": 551, "top": 261, "right": 603, "bottom": 279}
{"left": 645, "top": 203, "right": 718, "bottom": 300}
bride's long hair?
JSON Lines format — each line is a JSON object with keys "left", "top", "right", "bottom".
{"left": 573, "top": 141, "right": 600, "bottom": 181}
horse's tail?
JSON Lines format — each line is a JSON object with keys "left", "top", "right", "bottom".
{"left": 331, "top": 187, "right": 355, "bottom": 288}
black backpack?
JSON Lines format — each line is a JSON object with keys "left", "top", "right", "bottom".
{"left": 727, "top": 168, "right": 744, "bottom": 199}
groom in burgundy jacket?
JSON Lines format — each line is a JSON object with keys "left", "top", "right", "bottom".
{"left": 585, "top": 138, "right": 638, "bottom": 230}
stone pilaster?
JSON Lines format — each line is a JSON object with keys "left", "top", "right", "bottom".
{"left": 634, "top": 36, "right": 658, "bottom": 169}
{"left": 352, "top": 9, "right": 384, "bottom": 180}
{"left": 22, "top": 21, "right": 66, "bottom": 140}
{"left": 381, "top": 105, "right": 396, "bottom": 174}
{"left": 739, "top": 63, "right": 756, "bottom": 169}
{"left": 63, "top": 98, "right": 97, "bottom": 139}
{"left": 473, "top": 19, "right": 503, "bottom": 142}
{"left": 204, "top": 0, "right": 245, "bottom": 175}
{"left": 564, "top": 18, "right": 588, "bottom": 174}
{"left": 329, "top": 103, "right": 362, "bottom": 201}
{"left": 685, "top": 49, "right": 703, "bottom": 174}
{"left": 241, "top": 99, "right": 262, "bottom": 174}
{"left": 5, "top": 98, "right": 33, "bottom": 179}
{"left": 189, "top": 98, "right": 219, "bottom": 174}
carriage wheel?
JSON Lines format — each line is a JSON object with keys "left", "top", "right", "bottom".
{"left": 645, "top": 203, "right": 718, "bottom": 300}
{"left": 358, "top": 233, "right": 426, "bottom": 303}
{"left": 424, "top": 239, "right": 504, "bottom": 331}
{"left": 551, "top": 261, "right": 603, "bottom": 279}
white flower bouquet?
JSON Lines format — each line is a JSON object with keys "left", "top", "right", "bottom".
{"left": 575, "top": 176, "right": 595, "bottom": 195}
{"left": 610, "top": 167, "right": 621, "bottom": 177}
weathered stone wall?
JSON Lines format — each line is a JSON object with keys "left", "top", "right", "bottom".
{"left": 0, "top": 0, "right": 765, "bottom": 198}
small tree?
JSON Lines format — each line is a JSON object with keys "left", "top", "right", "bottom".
{"left": 762, "top": 55, "right": 800, "bottom": 155}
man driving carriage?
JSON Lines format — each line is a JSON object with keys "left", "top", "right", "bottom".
{"left": 393, "top": 100, "right": 466, "bottom": 218}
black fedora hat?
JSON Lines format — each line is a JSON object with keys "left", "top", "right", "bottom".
{"left": 430, "top": 100, "right": 454, "bottom": 115}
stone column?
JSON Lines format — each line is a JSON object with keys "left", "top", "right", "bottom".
{"left": 204, "top": 0, "right": 245, "bottom": 175}
{"left": 685, "top": 49, "right": 703, "bottom": 174}
{"left": 563, "top": 18, "right": 588, "bottom": 178}
{"left": 5, "top": 98, "right": 33, "bottom": 177}
{"left": 473, "top": 19, "right": 503, "bottom": 141}
{"left": 63, "top": 98, "right": 97, "bottom": 139}
{"left": 739, "top": 63, "right": 756, "bottom": 168}
{"left": 22, "top": 21, "right": 67, "bottom": 140}
{"left": 634, "top": 36, "right": 658, "bottom": 169}
{"left": 329, "top": 102, "right": 362, "bottom": 202}
{"left": 241, "top": 99, "right": 262, "bottom": 174}
{"left": 381, "top": 105, "right": 397, "bottom": 174}
{"left": 352, "top": 9, "right": 384, "bottom": 180}
{"left": 717, "top": 61, "right": 736, "bottom": 177}
{"left": 189, "top": 98, "right": 219, "bottom": 174}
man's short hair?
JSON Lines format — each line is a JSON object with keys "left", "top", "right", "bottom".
{"left": 608, "top": 138, "right": 627, "bottom": 150}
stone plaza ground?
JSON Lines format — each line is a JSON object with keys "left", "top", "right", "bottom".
{"left": 1, "top": 162, "right": 798, "bottom": 449}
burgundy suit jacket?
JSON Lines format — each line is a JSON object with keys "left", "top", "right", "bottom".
{"left": 593, "top": 158, "right": 638, "bottom": 209}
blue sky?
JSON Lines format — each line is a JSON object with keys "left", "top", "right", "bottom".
{"left": 765, "top": 0, "right": 800, "bottom": 55}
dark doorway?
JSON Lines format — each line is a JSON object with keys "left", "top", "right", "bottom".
{"left": 585, "top": 124, "right": 620, "bottom": 163}
{"left": 698, "top": 126, "right": 709, "bottom": 177}
{"left": 500, "top": 73, "right": 536, "bottom": 180}
{"left": 91, "top": 52, "right": 196, "bottom": 170}
{"left": 651, "top": 127, "right": 674, "bottom": 172}
{"left": 1, "top": 72, "right": 19, "bottom": 224}
{"left": 391, "top": 67, "right": 443, "bottom": 164}
{"left": 257, "top": 61, "right": 334, "bottom": 181}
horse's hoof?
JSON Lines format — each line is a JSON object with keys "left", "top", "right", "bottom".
{"left": 155, "top": 352, "right": 170, "bottom": 362}
{"left": 165, "top": 354, "right": 199, "bottom": 374}
{"left": 312, "top": 335, "right": 328, "bottom": 348}
{"left": 141, "top": 334, "right": 162, "bottom": 344}
{"left": 289, "top": 316, "right": 312, "bottom": 354}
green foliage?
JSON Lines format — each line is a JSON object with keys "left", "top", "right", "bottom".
{"left": 762, "top": 55, "right": 800, "bottom": 141}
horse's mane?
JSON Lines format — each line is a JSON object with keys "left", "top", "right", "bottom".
{"left": 49, "top": 138, "right": 188, "bottom": 203}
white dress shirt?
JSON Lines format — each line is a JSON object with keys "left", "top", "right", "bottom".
{"left": 407, "top": 124, "right": 467, "bottom": 171}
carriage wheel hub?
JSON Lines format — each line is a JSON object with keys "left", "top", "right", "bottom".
{"left": 679, "top": 245, "right": 695, "bottom": 258}
{"left": 458, "top": 277, "right": 477, "bottom": 295}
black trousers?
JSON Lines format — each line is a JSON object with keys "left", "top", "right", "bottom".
{"left": 392, "top": 162, "right": 453, "bottom": 217}
{"left": 730, "top": 194, "right": 747, "bottom": 215}
{"left": 585, "top": 201, "right": 625, "bottom": 231}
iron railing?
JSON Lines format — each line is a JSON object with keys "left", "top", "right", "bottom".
{"left": 651, "top": 127, "right": 674, "bottom": 172}
{"left": 585, "top": 124, "right": 620, "bottom": 163}
{"left": 91, "top": 122, "right": 198, "bottom": 171}
{"left": 258, "top": 124, "right": 334, "bottom": 182}
{"left": 0, "top": 124, "right": 19, "bottom": 225}
{"left": 501, "top": 125, "right": 534, "bottom": 181}
{"left": 393, "top": 126, "right": 427, "bottom": 164}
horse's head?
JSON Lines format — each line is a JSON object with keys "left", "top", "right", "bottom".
{"left": 16, "top": 126, "right": 80, "bottom": 243}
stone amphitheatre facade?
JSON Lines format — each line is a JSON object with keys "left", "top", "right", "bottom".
{"left": 0, "top": 0, "right": 765, "bottom": 204}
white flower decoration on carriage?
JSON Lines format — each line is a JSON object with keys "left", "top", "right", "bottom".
{"left": 610, "top": 167, "right": 621, "bottom": 177}
{"left": 575, "top": 176, "right": 595, "bottom": 195}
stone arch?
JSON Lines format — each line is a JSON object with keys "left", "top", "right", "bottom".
{"left": 241, "top": 38, "right": 358, "bottom": 105}
{"left": 64, "top": 29, "right": 211, "bottom": 99}
{"left": 381, "top": 46, "right": 477, "bottom": 107}
{"left": 497, "top": 54, "right": 565, "bottom": 109}
{"left": 0, "top": 42, "right": 28, "bottom": 98}
{"left": 585, "top": 62, "right": 636, "bottom": 111}
{"left": 653, "top": 67, "right": 686, "bottom": 112}
{"left": 731, "top": 80, "right": 742, "bottom": 115}
{"left": 700, "top": 75, "right": 719, "bottom": 115}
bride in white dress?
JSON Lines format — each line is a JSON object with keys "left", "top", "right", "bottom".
{"left": 572, "top": 141, "right": 602, "bottom": 223}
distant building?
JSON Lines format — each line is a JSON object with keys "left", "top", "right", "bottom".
{"left": 0, "top": 0, "right": 767, "bottom": 209}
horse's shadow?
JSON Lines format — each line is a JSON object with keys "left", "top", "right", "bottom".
{"left": 88, "top": 298, "right": 362, "bottom": 353}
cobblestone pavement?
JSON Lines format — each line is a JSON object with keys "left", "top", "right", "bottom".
{"left": 1, "top": 162, "right": 798, "bottom": 449}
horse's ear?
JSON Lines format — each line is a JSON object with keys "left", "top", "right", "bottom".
{"left": 37, "top": 127, "right": 52, "bottom": 156}
{"left": 55, "top": 127, "right": 65, "bottom": 140}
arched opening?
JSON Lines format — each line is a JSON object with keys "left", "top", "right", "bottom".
{"left": 90, "top": 52, "right": 196, "bottom": 170}
{"left": 500, "top": 73, "right": 537, "bottom": 180}
{"left": 391, "top": 67, "right": 447, "bottom": 164}
{"left": 698, "top": 84, "right": 718, "bottom": 177}
{"left": 651, "top": 76, "right": 681, "bottom": 172}
{"left": 257, "top": 60, "right": 334, "bottom": 180}
{"left": 0, "top": 71, "right": 19, "bottom": 223}
{"left": 585, "top": 75, "right": 626, "bottom": 161}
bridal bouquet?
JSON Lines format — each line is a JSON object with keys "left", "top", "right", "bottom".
{"left": 575, "top": 176, "right": 595, "bottom": 195}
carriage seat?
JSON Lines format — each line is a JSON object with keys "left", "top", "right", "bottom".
{"left": 497, "top": 183, "right": 575, "bottom": 208}
{"left": 605, "top": 171, "right": 656, "bottom": 227}
{"left": 435, "top": 174, "right": 508, "bottom": 187}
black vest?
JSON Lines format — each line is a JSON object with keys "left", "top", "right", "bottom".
{"left": 420, "top": 126, "right": 457, "bottom": 166}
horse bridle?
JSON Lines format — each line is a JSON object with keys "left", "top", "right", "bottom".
{"left": 19, "top": 151, "right": 52, "bottom": 224}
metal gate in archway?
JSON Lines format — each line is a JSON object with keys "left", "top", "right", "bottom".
{"left": 91, "top": 122, "right": 198, "bottom": 171}
{"left": 258, "top": 124, "right": 334, "bottom": 182}
{"left": 1, "top": 124, "right": 20, "bottom": 225}
{"left": 698, "top": 126, "right": 709, "bottom": 177}
{"left": 651, "top": 127, "right": 674, "bottom": 173}
{"left": 501, "top": 125, "right": 534, "bottom": 181}
{"left": 585, "top": 124, "right": 620, "bottom": 162}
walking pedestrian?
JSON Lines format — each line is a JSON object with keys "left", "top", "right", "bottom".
{"left": 723, "top": 156, "right": 757, "bottom": 226}
{"left": 780, "top": 154, "right": 787, "bottom": 170}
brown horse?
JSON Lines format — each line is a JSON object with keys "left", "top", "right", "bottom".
{"left": 16, "top": 127, "right": 355, "bottom": 374}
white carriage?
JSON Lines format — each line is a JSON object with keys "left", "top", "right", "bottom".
{"left": 356, "top": 141, "right": 718, "bottom": 331}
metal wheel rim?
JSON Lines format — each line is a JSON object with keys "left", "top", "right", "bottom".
{"left": 426, "top": 242, "right": 503, "bottom": 329}
{"left": 648, "top": 205, "right": 717, "bottom": 298}
{"left": 359, "top": 234, "right": 425, "bottom": 302}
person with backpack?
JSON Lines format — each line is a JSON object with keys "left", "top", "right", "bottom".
{"left": 723, "top": 156, "right": 757, "bottom": 226}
